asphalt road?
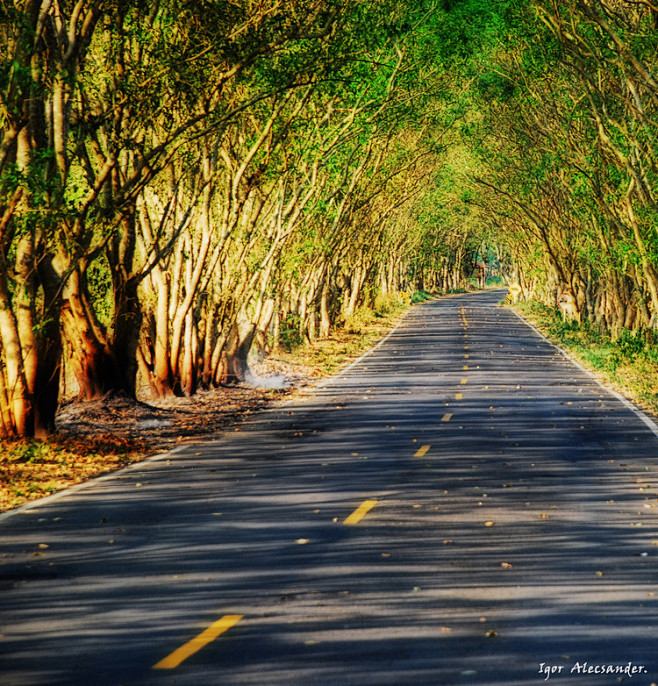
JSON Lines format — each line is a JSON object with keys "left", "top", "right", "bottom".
{"left": 2, "top": 290, "right": 658, "bottom": 686}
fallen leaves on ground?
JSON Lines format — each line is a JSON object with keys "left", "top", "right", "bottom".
{"left": 0, "top": 434, "right": 146, "bottom": 511}
{"left": 2, "top": 315, "right": 408, "bottom": 513}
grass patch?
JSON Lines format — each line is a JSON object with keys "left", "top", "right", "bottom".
{"left": 411, "top": 290, "right": 434, "bottom": 303}
{"left": 276, "top": 294, "right": 412, "bottom": 377}
{"left": 511, "top": 299, "right": 658, "bottom": 417}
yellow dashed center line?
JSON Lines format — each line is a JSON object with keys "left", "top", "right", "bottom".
{"left": 463, "top": 365, "right": 469, "bottom": 370}
{"left": 344, "top": 499, "right": 378, "bottom": 525}
{"left": 461, "top": 378, "right": 468, "bottom": 385}
{"left": 464, "top": 354, "right": 469, "bottom": 359}
{"left": 153, "top": 614, "right": 243, "bottom": 670}
{"left": 441, "top": 413, "right": 453, "bottom": 422}
{"left": 414, "top": 444, "right": 431, "bottom": 458}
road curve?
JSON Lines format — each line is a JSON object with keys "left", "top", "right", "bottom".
{"left": 1, "top": 290, "right": 658, "bottom": 686}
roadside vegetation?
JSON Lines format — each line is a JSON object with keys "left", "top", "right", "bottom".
{"left": 1, "top": 2, "right": 486, "bottom": 440}
{"left": 512, "top": 300, "right": 658, "bottom": 417}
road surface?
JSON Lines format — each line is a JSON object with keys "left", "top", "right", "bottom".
{"left": 1, "top": 290, "right": 658, "bottom": 685}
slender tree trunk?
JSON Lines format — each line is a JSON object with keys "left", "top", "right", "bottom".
{"left": 319, "top": 278, "right": 331, "bottom": 338}
{"left": 34, "top": 256, "right": 63, "bottom": 435}
{"left": 153, "top": 269, "right": 173, "bottom": 396}
{"left": 0, "top": 272, "right": 31, "bottom": 436}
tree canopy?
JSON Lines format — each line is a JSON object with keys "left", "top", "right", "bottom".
{"left": 2, "top": 0, "right": 658, "bottom": 437}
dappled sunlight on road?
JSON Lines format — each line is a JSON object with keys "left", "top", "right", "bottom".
{"left": 1, "top": 291, "right": 657, "bottom": 685}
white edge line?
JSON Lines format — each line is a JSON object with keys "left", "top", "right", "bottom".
{"left": 509, "top": 307, "right": 658, "bottom": 440}
{"left": 0, "top": 445, "right": 188, "bottom": 523}
{"left": 318, "top": 317, "right": 405, "bottom": 386}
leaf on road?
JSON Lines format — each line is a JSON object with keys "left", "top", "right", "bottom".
{"left": 484, "top": 521, "right": 495, "bottom": 527}
{"left": 500, "top": 562, "right": 512, "bottom": 569}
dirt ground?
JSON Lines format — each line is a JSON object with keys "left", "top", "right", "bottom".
{"left": 0, "top": 357, "right": 322, "bottom": 511}
{"left": 1, "top": 313, "right": 406, "bottom": 511}
{"left": 55, "top": 357, "right": 317, "bottom": 454}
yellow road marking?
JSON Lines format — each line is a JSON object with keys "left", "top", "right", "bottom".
{"left": 461, "top": 378, "right": 468, "bottom": 385}
{"left": 153, "top": 615, "right": 243, "bottom": 669}
{"left": 455, "top": 393, "right": 463, "bottom": 400}
{"left": 344, "top": 499, "right": 378, "bottom": 525}
{"left": 414, "top": 444, "right": 431, "bottom": 458}
{"left": 464, "top": 354, "right": 469, "bottom": 359}
{"left": 441, "top": 413, "right": 453, "bottom": 422}
{"left": 463, "top": 365, "right": 469, "bottom": 370}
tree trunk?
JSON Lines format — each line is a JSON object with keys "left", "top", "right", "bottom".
{"left": 0, "top": 273, "right": 31, "bottom": 436}
{"left": 60, "top": 271, "right": 118, "bottom": 400}
{"left": 319, "top": 279, "right": 331, "bottom": 338}
{"left": 152, "top": 269, "right": 174, "bottom": 396}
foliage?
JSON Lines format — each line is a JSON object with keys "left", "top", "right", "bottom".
{"left": 3, "top": 0, "right": 657, "bottom": 442}
{"left": 411, "top": 290, "right": 433, "bottom": 303}
{"left": 278, "top": 314, "right": 305, "bottom": 352}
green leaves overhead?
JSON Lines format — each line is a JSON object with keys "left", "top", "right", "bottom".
{"left": 3, "top": 0, "right": 658, "bottom": 438}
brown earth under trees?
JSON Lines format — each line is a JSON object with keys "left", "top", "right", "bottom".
{"left": 1, "top": 316, "right": 402, "bottom": 512}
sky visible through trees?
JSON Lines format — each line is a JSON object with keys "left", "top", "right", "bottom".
{"left": 1, "top": 0, "right": 658, "bottom": 438}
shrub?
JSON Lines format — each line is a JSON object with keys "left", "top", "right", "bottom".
{"left": 344, "top": 305, "right": 375, "bottom": 334}
{"left": 279, "top": 314, "right": 304, "bottom": 351}
{"left": 411, "top": 290, "right": 433, "bottom": 303}
{"left": 374, "top": 291, "right": 411, "bottom": 316}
